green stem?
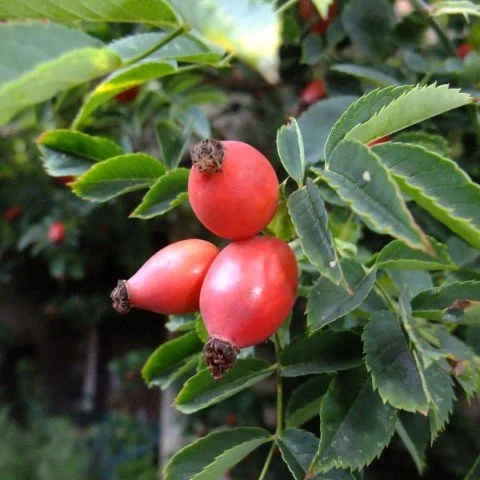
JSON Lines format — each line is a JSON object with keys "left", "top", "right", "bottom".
{"left": 219, "top": 52, "right": 236, "bottom": 67}
{"left": 410, "top": 0, "right": 456, "bottom": 56}
{"left": 276, "top": 0, "right": 299, "bottom": 15}
{"left": 274, "top": 334, "right": 284, "bottom": 434}
{"left": 258, "top": 442, "right": 276, "bottom": 480}
{"left": 258, "top": 334, "right": 284, "bottom": 479}
{"left": 124, "top": 25, "right": 190, "bottom": 66}
{"left": 339, "top": 210, "right": 355, "bottom": 242}
{"left": 375, "top": 281, "right": 398, "bottom": 314}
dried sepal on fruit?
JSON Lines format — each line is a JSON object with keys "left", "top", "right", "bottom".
{"left": 111, "top": 239, "right": 219, "bottom": 315}
{"left": 200, "top": 236, "right": 298, "bottom": 379}
{"left": 188, "top": 139, "right": 279, "bottom": 240}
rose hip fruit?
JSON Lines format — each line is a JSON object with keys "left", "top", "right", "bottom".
{"left": 48, "top": 221, "right": 66, "bottom": 244}
{"left": 114, "top": 85, "right": 140, "bottom": 103}
{"left": 200, "top": 236, "right": 298, "bottom": 379}
{"left": 111, "top": 239, "right": 219, "bottom": 315}
{"left": 188, "top": 140, "right": 279, "bottom": 240}
{"left": 4, "top": 205, "right": 23, "bottom": 222}
{"left": 456, "top": 43, "right": 473, "bottom": 59}
{"left": 300, "top": 79, "right": 327, "bottom": 105}
{"left": 299, "top": 0, "right": 338, "bottom": 35}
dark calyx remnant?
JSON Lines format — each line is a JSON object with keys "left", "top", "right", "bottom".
{"left": 203, "top": 337, "right": 239, "bottom": 380}
{"left": 190, "top": 139, "right": 225, "bottom": 174}
{"left": 110, "top": 280, "right": 131, "bottom": 314}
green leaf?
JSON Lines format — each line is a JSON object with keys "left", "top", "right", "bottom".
{"left": 325, "top": 85, "right": 411, "bottom": 159}
{"left": 462, "top": 51, "right": 480, "bottom": 85}
{"left": 396, "top": 412, "right": 429, "bottom": 474}
{"left": 398, "top": 292, "right": 456, "bottom": 439}
{"left": 0, "top": 0, "right": 179, "bottom": 26}
{"left": 403, "top": 51, "right": 462, "bottom": 76}
{"left": 0, "top": 22, "right": 121, "bottom": 126}
{"left": 373, "top": 142, "right": 480, "bottom": 249}
{"left": 387, "top": 269, "right": 433, "bottom": 298}
{"left": 72, "top": 60, "right": 177, "bottom": 127}
{"left": 37, "top": 129, "right": 123, "bottom": 177}
{"left": 277, "top": 118, "right": 305, "bottom": 185}
{"left": 330, "top": 64, "right": 400, "bottom": 87}
{"left": 411, "top": 281, "right": 480, "bottom": 316}
{"left": 307, "top": 260, "right": 376, "bottom": 330}
{"left": 163, "top": 427, "right": 271, "bottom": 480}
{"left": 110, "top": 32, "right": 223, "bottom": 65}
{"left": 311, "top": 0, "right": 335, "bottom": 18}
{"left": 345, "top": 84, "right": 472, "bottom": 147}
{"left": 430, "top": 1, "right": 480, "bottom": 17}
{"left": 165, "top": 314, "right": 196, "bottom": 332}
{"left": 393, "top": 131, "right": 450, "bottom": 157}
{"left": 317, "top": 141, "right": 430, "bottom": 251}
{"left": 341, "top": 0, "right": 395, "bottom": 56}
{"left": 433, "top": 327, "right": 480, "bottom": 398}
{"left": 424, "top": 361, "right": 455, "bottom": 441}
{"left": 301, "top": 34, "right": 324, "bottom": 66}
{"left": 278, "top": 429, "right": 318, "bottom": 480}
{"left": 156, "top": 120, "right": 193, "bottom": 170}
{"left": 281, "top": 330, "right": 363, "bottom": 377}
{"left": 195, "top": 314, "right": 209, "bottom": 343}
{"left": 286, "top": 376, "right": 331, "bottom": 428}
{"left": 278, "top": 429, "right": 356, "bottom": 480}
{"left": 141, "top": 331, "right": 203, "bottom": 388}
{"left": 298, "top": 96, "right": 357, "bottom": 165}
{"left": 399, "top": 290, "right": 432, "bottom": 361}
{"left": 375, "top": 237, "right": 456, "bottom": 271}
{"left": 168, "top": 0, "right": 281, "bottom": 83}
{"left": 310, "top": 368, "right": 397, "bottom": 473}
{"left": 363, "top": 311, "right": 429, "bottom": 413}
{"left": 178, "top": 86, "right": 227, "bottom": 109}
{"left": 266, "top": 189, "right": 296, "bottom": 241}
{"left": 175, "top": 359, "right": 274, "bottom": 413}
{"left": 71, "top": 153, "right": 166, "bottom": 202}
{"left": 130, "top": 168, "right": 189, "bottom": 219}
{"left": 288, "top": 179, "right": 343, "bottom": 284}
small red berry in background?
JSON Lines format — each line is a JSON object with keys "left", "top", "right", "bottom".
{"left": 201, "top": 236, "right": 298, "bottom": 380}
{"left": 299, "top": 0, "right": 338, "bottom": 35}
{"left": 111, "top": 239, "right": 219, "bottom": 315}
{"left": 225, "top": 413, "right": 237, "bottom": 427}
{"left": 367, "top": 136, "right": 391, "bottom": 147}
{"left": 456, "top": 43, "right": 473, "bottom": 59}
{"left": 300, "top": 79, "right": 327, "bottom": 105}
{"left": 48, "top": 221, "right": 66, "bottom": 244}
{"left": 114, "top": 85, "right": 140, "bottom": 103}
{"left": 4, "top": 205, "right": 23, "bottom": 222}
{"left": 56, "top": 175, "right": 75, "bottom": 186}
{"left": 188, "top": 139, "right": 279, "bottom": 240}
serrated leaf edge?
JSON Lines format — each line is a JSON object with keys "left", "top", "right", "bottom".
{"left": 313, "top": 376, "right": 397, "bottom": 472}
{"left": 316, "top": 141, "right": 432, "bottom": 253}
{"left": 163, "top": 427, "right": 272, "bottom": 480}
{"left": 375, "top": 142, "right": 480, "bottom": 248}
{"left": 71, "top": 153, "right": 165, "bottom": 202}
{"left": 362, "top": 313, "right": 429, "bottom": 414}
{"left": 345, "top": 83, "right": 473, "bottom": 144}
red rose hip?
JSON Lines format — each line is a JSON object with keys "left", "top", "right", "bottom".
{"left": 299, "top": 0, "right": 338, "bottom": 35}
{"left": 188, "top": 140, "right": 279, "bottom": 240}
{"left": 114, "top": 85, "right": 140, "bottom": 103}
{"left": 300, "top": 79, "right": 327, "bottom": 105}
{"left": 48, "top": 221, "right": 66, "bottom": 244}
{"left": 111, "top": 239, "right": 219, "bottom": 315}
{"left": 200, "top": 236, "right": 298, "bottom": 379}
{"left": 456, "top": 43, "right": 473, "bottom": 59}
